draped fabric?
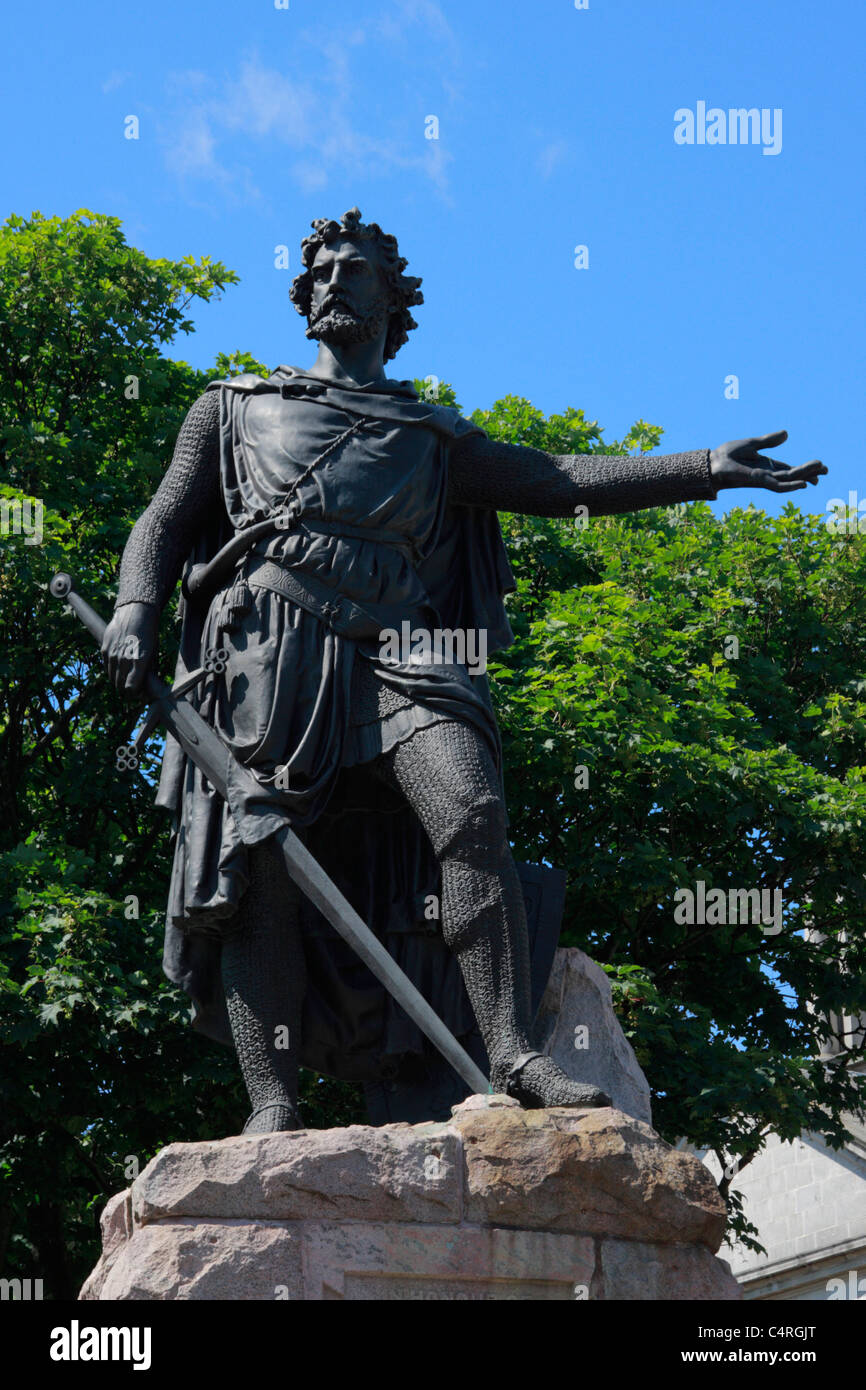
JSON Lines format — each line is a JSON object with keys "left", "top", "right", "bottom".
{"left": 157, "top": 367, "right": 517, "bottom": 1074}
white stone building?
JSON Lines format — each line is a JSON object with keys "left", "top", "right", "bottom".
{"left": 720, "top": 1115, "right": 866, "bottom": 1299}
{"left": 701, "top": 997, "right": 866, "bottom": 1300}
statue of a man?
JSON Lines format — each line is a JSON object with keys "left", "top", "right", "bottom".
{"left": 100, "top": 208, "right": 824, "bottom": 1133}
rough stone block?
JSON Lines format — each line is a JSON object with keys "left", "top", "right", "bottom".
{"left": 82, "top": 1103, "right": 738, "bottom": 1301}
{"left": 132, "top": 1121, "right": 462, "bottom": 1226}
{"left": 85, "top": 1221, "right": 303, "bottom": 1301}
{"left": 536, "top": 948, "right": 653, "bottom": 1125}
{"left": 599, "top": 1238, "right": 741, "bottom": 1300}
{"left": 454, "top": 1104, "right": 727, "bottom": 1247}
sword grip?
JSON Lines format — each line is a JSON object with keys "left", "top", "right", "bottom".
{"left": 50, "top": 573, "right": 170, "bottom": 703}
{"left": 50, "top": 573, "right": 108, "bottom": 645}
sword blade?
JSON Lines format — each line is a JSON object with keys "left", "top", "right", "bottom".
{"left": 50, "top": 573, "right": 490, "bottom": 1095}
{"left": 273, "top": 823, "right": 490, "bottom": 1095}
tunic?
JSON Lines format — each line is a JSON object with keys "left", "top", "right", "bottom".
{"left": 157, "top": 366, "right": 514, "bottom": 938}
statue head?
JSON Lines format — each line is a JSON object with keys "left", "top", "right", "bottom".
{"left": 290, "top": 208, "right": 424, "bottom": 364}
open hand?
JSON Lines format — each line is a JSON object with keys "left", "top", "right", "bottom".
{"left": 710, "top": 432, "right": 826, "bottom": 493}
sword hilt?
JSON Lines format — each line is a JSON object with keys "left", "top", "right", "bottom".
{"left": 50, "top": 572, "right": 166, "bottom": 705}
{"left": 50, "top": 572, "right": 109, "bottom": 646}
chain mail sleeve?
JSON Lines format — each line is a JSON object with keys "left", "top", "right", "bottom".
{"left": 115, "top": 390, "right": 222, "bottom": 609}
{"left": 447, "top": 429, "right": 717, "bottom": 517}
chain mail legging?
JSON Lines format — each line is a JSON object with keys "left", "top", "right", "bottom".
{"left": 220, "top": 836, "right": 307, "bottom": 1133}
{"left": 376, "top": 720, "right": 536, "bottom": 1085}
{"left": 221, "top": 718, "right": 607, "bottom": 1131}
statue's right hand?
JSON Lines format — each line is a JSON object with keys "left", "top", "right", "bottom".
{"left": 101, "top": 602, "right": 160, "bottom": 697}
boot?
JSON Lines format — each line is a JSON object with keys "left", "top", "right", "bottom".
{"left": 453, "top": 927, "right": 610, "bottom": 1108}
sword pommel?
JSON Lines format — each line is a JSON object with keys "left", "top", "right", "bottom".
{"left": 50, "top": 572, "right": 73, "bottom": 599}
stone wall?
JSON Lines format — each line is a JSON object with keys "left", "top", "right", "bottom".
{"left": 701, "top": 1131, "right": 866, "bottom": 1299}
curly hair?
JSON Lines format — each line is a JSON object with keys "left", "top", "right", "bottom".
{"left": 289, "top": 207, "right": 423, "bottom": 363}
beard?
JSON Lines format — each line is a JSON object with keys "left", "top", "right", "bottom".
{"left": 307, "top": 291, "right": 391, "bottom": 348}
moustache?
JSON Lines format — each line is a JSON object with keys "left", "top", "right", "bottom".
{"left": 316, "top": 295, "right": 355, "bottom": 317}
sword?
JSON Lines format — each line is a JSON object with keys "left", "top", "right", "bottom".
{"left": 49, "top": 572, "right": 490, "bottom": 1096}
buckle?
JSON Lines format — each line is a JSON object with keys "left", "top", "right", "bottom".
{"left": 503, "top": 1052, "right": 544, "bottom": 1092}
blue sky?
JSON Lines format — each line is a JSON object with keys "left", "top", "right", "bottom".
{"left": 3, "top": 0, "right": 864, "bottom": 518}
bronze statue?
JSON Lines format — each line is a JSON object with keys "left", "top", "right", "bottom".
{"left": 97, "top": 208, "right": 825, "bottom": 1134}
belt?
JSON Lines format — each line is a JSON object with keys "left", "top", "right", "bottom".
{"left": 184, "top": 510, "right": 420, "bottom": 608}
{"left": 244, "top": 554, "right": 421, "bottom": 641}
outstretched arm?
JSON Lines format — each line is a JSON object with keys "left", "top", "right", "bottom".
{"left": 448, "top": 428, "right": 825, "bottom": 516}
{"left": 102, "top": 389, "right": 222, "bottom": 694}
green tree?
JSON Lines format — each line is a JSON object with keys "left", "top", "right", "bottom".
{"left": 0, "top": 209, "right": 253, "bottom": 1296}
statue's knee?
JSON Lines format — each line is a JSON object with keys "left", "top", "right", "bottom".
{"left": 436, "top": 795, "right": 508, "bottom": 861}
